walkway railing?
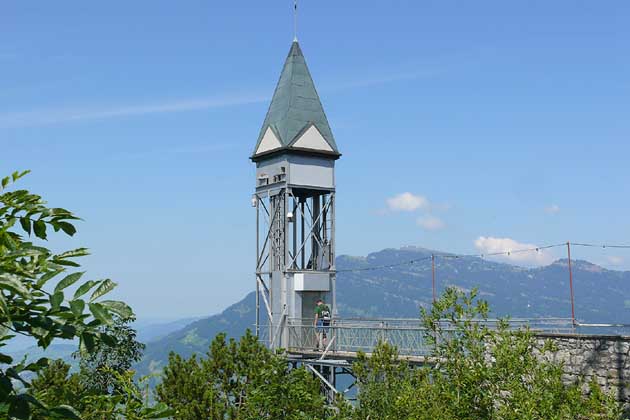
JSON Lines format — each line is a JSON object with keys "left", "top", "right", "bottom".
{"left": 288, "top": 318, "right": 432, "bottom": 356}
{"left": 282, "top": 317, "right": 577, "bottom": 357}
{"left": 256, "top": 318, "right": 630, "bottom": 358}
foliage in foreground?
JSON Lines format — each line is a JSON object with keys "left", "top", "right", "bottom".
{"left": 30, "top": 358, "right": 171, "bottom": 420}
{"left": 345, "top": 288, "right": 623, "bottom": 420}
{"left": 29, "top": 314, "right": 169, "bottom": 419}
{"left": 0, "top": 171, "right": 136, "bottom": 419}
{"left": 75, "top": 316, "right": 146, "bottom": 395}
{"left": 157, "top": 330, "right": 328, "bottom": 420}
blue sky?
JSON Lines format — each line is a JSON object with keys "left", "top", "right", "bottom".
{"left": 2, "top": 1, "right": 629, "bottom": 319}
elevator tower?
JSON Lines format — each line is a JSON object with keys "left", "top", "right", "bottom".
{"left": 252, "top": 41, "right": 340, "bottom": 349}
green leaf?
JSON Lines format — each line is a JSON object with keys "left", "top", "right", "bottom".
{"left": 80, "top": 332, "right": 96, "bottom": 353}
{"left": 73, "top": 280, "right": 98, "bottom": 299}
{"left": 0, "top": 274, "right": 30, "bottom": 296}
{"left": 12, "top": 170, "right": 30, "bottom": 182}
{"left": 50, "top": 291, "right": 64, "bottom": 311}
{"left": 55, "top": 248, "right": 89, "bottom": 259}
{"left": 3, "top": 247, "right": 46, "bottom": 260}
{"left": 57, "top": 221, "right": 76, "bottom": 236}
{"left": 54, "top": 259, "right": 80, "bottom": 267}
{"left": 8, "top": 395, "right": 30, "bottom": 419}
{"left": 0, "top": 353, "right": 13, "bottom": 364}
{"left": 48, "top": 405, "right": 81, "bottom": 420}
{"left": 89, "top": 279, "right": 116, "bottom": 302}
{"left": 19, "top": 217, "right": 31, "bottom": 235}
{"left": 50, "top": 207, "right": 72, "bottom": 216}
{"left": 33, "top": 220, "right": 47, "bottom": 240}
{"left": 54, "top": 272, "right": 84, "bottom": 293}
{"left": 143, "top": 403, "right": 175, "bottom": 419}
{"left": 23, "top": 357, "right": 49, "bottom": 372}
{"left": 99, "top": 332, "right": 117, "bottom": 347}
{"left": 36, "top": 269, "right": 63, "bottom": 289}
{"left": 1, "top": 177, "right": 8, "bottom": 189}
{"left": 0, "top": 294, "right": 10, "bottom": 318}
{"left": 100, "top": 300, "right": 134, "bottom": 319}
{"left": 69, "top": 299, "right": 85, "bottom": 317}
{"left": 88, "top": 303, "right": 113, "bottom": 325}
{"left": 33, "top": 357, "right": 49, "bottom": 369}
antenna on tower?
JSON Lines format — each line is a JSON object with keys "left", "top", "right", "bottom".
{"left": 293, "top": 0, "right": 298, "bottom": 42}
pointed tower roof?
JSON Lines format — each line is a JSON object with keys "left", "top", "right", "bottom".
{"left": 251, "top": 42, "right": 340, "bottom": 161}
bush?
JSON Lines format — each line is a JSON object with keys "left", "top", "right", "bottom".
{"left": 345, "top": 288, "right": 623, "bottom": 420}
{"left": 157, "top": 330, "right": 328, "bottom": 420}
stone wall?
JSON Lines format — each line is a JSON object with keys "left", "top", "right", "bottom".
{"left": 536, "top": 333, "right": 630, "bottom": 402}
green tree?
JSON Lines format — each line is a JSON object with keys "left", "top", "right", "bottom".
{"left": 345, "top": 342, "right": 416, "bottom": 419}
{"left": 76, "top": 315, "right": 146, "bottom": 394}
{"left": 0, "top": 171, "right": 133, "bottom": 419}
{"left": 80, "top": 369, "right": 171, "bottom": 420}
{"left": 30, "top": 359, "right": 87, "bottom": 418}
{"left": 30, "top": 316, "right": 163, "bottom": 420}
{"left": 31, "top": 359, "right": 172, "bottom": 420}
{"left": 345, "top": 288, "right": 623, "bottom": 420}
{"left": 157, "top": 330, "right": 328, "bottom": 420}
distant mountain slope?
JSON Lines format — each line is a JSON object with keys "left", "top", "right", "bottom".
{"left": 5, "top": 316, "right": 202, "bottom": 364}
{"left": 8, "top": 344, "right": 77, "bottom": 366}
{"left": 137, "top": 247, "right": 630, "bottom": 376}
{"left": 136, "top": 293, "right": 255, "bottom": 375}
{"left": 135, "top": 317, "right": 203, "bottom": 343}
{"left": 336, "top": 247, "right": 630, "bottom": 322}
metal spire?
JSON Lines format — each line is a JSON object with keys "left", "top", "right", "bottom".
{"left": 293, "top": 0, "right": 298, "bottom": 42}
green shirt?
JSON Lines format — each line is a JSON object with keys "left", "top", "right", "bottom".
{"left": 315, "top": 304, "right": 331, "bottom": 319}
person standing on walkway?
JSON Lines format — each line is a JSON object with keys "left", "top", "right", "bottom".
{"left": 314, "top": 298, "right": 331, "bottom": 351}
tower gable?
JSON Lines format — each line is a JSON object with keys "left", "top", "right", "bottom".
{"left": 255, "top": 126, "right": 282, "bottom": 155}
{"left": 291, "top": 124, "right": 334, "bottom": 152}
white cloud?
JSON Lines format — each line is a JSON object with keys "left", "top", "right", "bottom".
{"left": 417, "top": 215, "right": 445, "bottom": 231}
{"left": 386, "top": 193, "right": 430, "bottom": 212}
{"left": 0, "top": 93, "right": 267, "bottom": 128}
{"left": 474, "top": 236, "right": 554, "bottom": 266}
{"left": 545, "top": 204, "right": 560, "bottom": 214}
{"left": 607, "top": 256, "right": 624, "bottom": 266}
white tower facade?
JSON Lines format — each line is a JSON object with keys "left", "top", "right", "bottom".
{"left": 253, "top": 41, "right": 340, "bottom": 349}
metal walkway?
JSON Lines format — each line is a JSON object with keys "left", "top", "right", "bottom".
{"left": 282, "top": 317, "right": 576, "bottom": 359}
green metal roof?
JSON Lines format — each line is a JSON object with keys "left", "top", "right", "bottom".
{"left": 252, "top": 41, "right": 339, "bottom": 159}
